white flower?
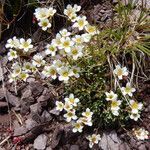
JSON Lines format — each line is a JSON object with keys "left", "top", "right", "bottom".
{"left": 133, "top": 128, "right": 149, "bottom": 140}
{"left": 48, "top": 7, "right": 56, "bottom": 17}
{"left": 64, "top": 109, "right": 77, "bottom": 122}
{"left": 86, "top": 134, "right": 101, "bottom": 148}
{"left": 130, "top": 113, "right": 140, "bottom": 121}
{"left": 113, "top": 65, "right": 128, "bottom": 80}
{"left": 19, "top": 72, "right": 29, "bottom": 81}
{"left": 130, "top": 100, "right": 143, "bottom": 114}
{"left": 23, "top": 62, "right": 32, "bottom": 72}
{"left": 45, "top": 44, "right": 57, "bottom": 56}
{"left": 79, "top": 117, "right": 93, "bottom": 126}
{"left": 121, "top": 82, "right": 136, "bottom": 97}
{"left": 111, "top": 100, "right": 121, "bottom": 116}
{"left": 64, "top": 101, "right": 73, "bottom": 111}
{"left": 34, "top": 7, "right": 55, "bottom": 20}
{"left": 82, "top": 108, "right": 93, "bottom": 119}
{"left": 32, "top": 54, "right": 45, "bottom": 67}
{"left": 59, "top": 29, "right": 71, "bottom": 37}
{"left": 81, "top": 33, "right": 92, "bottom": 43}
{"left": 8, "top": 73, "right": 16, "bottom": 83}
{"left": 72, "top": 35, "right": 84, "bottom": 45}
{"left": 72, "top": 120, "right": 83, "bottom": 133}
{"left": 58, "top": 67, "right": 72, "bottom": 82}
{"left": 5, "top": 36, "right": 20, "bottom": 49}
{"left": 12, "top": 63, "right": 21, "bottom": 77}
{"left": 51, "top": 33, "right": 62, "bottom": 47}
{"left": 70, "top": 66, "right": 80, "bottom": 78}
{"left": 69, "top": 46, "right": 83, "bottom": 60}
{"left": 52, "top": 60, "right": 64, "bottom": 70}
{"left": 42, "top": 65, "right": 57, "bottom": 79}
{"left": 64, "top": 4, "right": 79, "bottom": 22}
{"left": 65, "top": 93, "right": 79, "bottom": 107}
{"left": 105, "top": 91, "right": 118, "bottom": 101}
{"left": 56, "top": 101, "right": 64, "bottom": 111}
{"left": 72, "top": 16, "right": 88, "bottom": 30}
{"left": 64, "top": 102, "right": 73, "bottom": 111}
{"left": 85, "top": 24, "right": 99, "bottom": 35}
{"left": 59, "top": 37, "right": 74, "bottom": 53}
{"left": 73, "top": 4, "right": 81, "bottom": 12}
{"left": 38, "top": 19, "right": 51, "bottom": 31}
{"left": 7, "top": 49, "right": 18, "bottom": 61}
{"left": 19, "top": 38, "right": 33, "bottom": 52}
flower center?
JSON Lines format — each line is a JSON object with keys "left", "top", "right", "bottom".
{"left": 117, "top": 69, "right": 123, "bottom": 76}
{"left": 42, "top": 22, "right": 48, "bottom": 27}
{"left": 50, "top": 69, "right": 56, "bottom": 75}
{"left": 78, "top": 20, "right": 84, "bottom": 27}
{"left": 62, "top": 71, "right": 69, "bottom": 77}
{"left": 72, "top": 49, "right": 78, "bottom": 55}
{"left": 131, "top": 102, "right": 138, "bottom": 109}
{"left": 63, "top": 41, "right": 70, "bottom": 47}
{"left": 111, "top": 101, "right": 118, "bottom": 108}
{"left": 23, "top": 42, "right": 29, "bottom": 48}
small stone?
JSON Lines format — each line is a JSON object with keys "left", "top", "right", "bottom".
{"left": 21, "top": 89, "right": 33, "bottom": 102}
{"left": 70, "top": 145, "right": 79, "bottom": 150}
{"left": 20, "top": 102, "right": 30, "bottom": 114}
{"left": 14, "top": 126, "right": 27, "bottom": 136}
{"left": 49, "top": 108, "right": 60, "bottom": 116}
{"left": 138, "top": 144, "right": 146, "bottom": 150}
{"left": 0, "top": 88, "right": 5, "bottom": 100}
{"left": 0, "top": 147, "right": 5, "bottom": 150}
{"left": 34, "top": 134, "right": 47, "bottom": 150}
{"left": 25, "top": 118, "right": 38, "bottom": 130}
{"left": 37, "top": 95, "right": 48, "bottom": 107}
{"left": 51, "top": 125, "right": 64, "bottom": 148}
{"left": 99, "top": 131, "right": 121, "bottom": 150}
{"left": 0, "top": 101, "right": 7, "bottom": 108}
{"left": 26, "top": 77, "right": 35, "bottom": 83}
{"left": 41, "top": 110, "right": 52, "bottom": 122}
{"left": 30, "top": 103, "right": 42, "bottom": 114}
{"left": 46, "top": 147, "right": 52, "bottom": 150}
{"left": 119, "top": 142, "right": 130, "bottom": 150}
{"left": 7, "top": 90, "right": 20, "bottom": 107}
{"left": 29, "top": 81, "right": 44, "bottom": 98}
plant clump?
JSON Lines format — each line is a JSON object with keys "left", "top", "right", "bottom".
{"left": 5, "top": 2, "right": 149, "bottom": 148}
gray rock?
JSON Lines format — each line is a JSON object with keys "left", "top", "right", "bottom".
{"left": 0, "top": 101, "right": 7, "bottom": 108}
{"left": 0, "top": 88, "right": 5, "bottom": 100}
{"left": 26, "top": 77, "right": 35, "bottom": 83}
{"left": 138, "top": 144, "right": 146, "bottom": 150}
{"left": 34, "top": 134, "right": 47, "bottom": 150}
{"left": 70, "top": 145, "right": 79, "bottom": 150}
{"left": 99, "top": 131, "right": 121, "bottom": 150}
{"left": 20, "top": 102, "right": 30, "bottom": 114}
{"left": 49, "top": 108, "right": 60, "bottom": 116}
{"left": 37, "top": 95, "right": 48, "bottom": 107}
{"left": 0, "top": 147, "right": 5, "bottom": 150}
{"left": 30, "top": 103, "right": 42, "bottom": 114}
{"left": 21, "top": 89, "right": 35, "bottom": 103}
{"left": 29, "top": 81, "right": 44, "bottom": 98}
{"left": 25, "top": 118, "right": 38, "bottom": 130}
{"left": 7, "top": 90, "right": 20, "bottom": 107}
{"left": 46, "top": 147, "right": 52, "bottom": 150}
{"left": 51, "top": 125, "right": 64, "bottom": 149}
{"left": 119, "top": 143, "right": 130, "bottom": 150}
{"left": 14, "top": 126, "right": 27, "bottom": 136}
{"left": 41, "top": 110, "right": 52, "bottom": 122}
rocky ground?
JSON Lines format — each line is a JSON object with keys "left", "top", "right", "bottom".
{"left": 0, "top": 0, "right": 150, "bottom": 150}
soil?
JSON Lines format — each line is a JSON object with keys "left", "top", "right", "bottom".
{"left": 0, "top": 0, "right": 150, "bottom": 150}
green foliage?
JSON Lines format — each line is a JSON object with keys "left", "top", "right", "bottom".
{"left": 64, "top": 2, "right": 149, "bottom": 129}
